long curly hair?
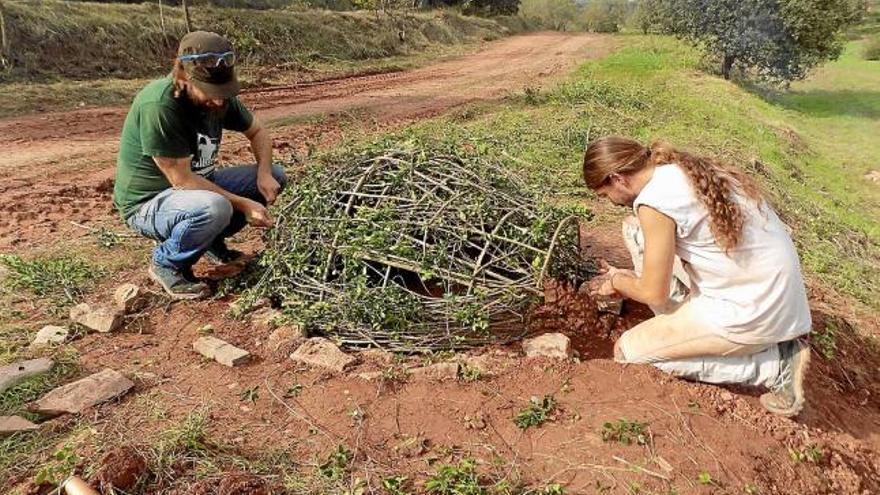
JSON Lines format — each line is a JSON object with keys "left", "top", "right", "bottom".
{"left": 583, "top": 136, "right": 763, "bottom": 253}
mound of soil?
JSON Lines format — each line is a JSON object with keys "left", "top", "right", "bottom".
{"left": 90, "top": 446, "right": 149, "bottom": 493}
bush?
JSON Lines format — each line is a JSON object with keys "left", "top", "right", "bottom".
{"left": 865, "top": 36, "right": 880, "bottom": 60}
{"left": 519, "top": 0, "right": 579, "bottom": 30}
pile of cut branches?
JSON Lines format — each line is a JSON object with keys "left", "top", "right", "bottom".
{"left": 233, "top": 143, "right": 592, "bottom": 351}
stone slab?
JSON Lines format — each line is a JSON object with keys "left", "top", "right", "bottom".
{"left": 0, "top": 358, "right": 54, "bottom": 393}
{"left": 0, "top": 416, "right": 39, "bottom": 436}
{"left": 114, "top": 283, "right": 150, "bottom": 313}
{"left": 30, "top": 325, "right": 69, "bottom": 349}
{"left": 409, "top": 362, "right": 460, "bottom": 381}
{"left": 30, "top": 368, "right": 133, "bottom": 416}
{"left": 70, "top": 303, "right": 124, "bottom": 333}
{"left": 193, "top": 336, "right": 250, "bottom": 367}
{"left": 290, "top": 338, "right": 355, "bottom": 372}
{"left": 522, "top": 333, "right": 572, "bottom": 359}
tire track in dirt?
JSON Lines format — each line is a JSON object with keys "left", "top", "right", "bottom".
{"left": 0, "top": 32, "right": 612, "bottom": 250}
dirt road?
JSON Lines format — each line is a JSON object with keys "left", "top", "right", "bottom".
{"left": 0, "top": 32, "right": 611, "bottom": 250}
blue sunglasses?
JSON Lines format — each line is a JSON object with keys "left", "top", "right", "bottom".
{"left": 178, "top": 51, "right": 236, "bottom": 68}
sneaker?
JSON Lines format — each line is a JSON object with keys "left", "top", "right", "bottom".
{"left": 148, "top": 263, "right": 210, "bottom": 300}
{"left": 760, "top": 338, "right": 810, "bottom": 417}
{"left": 203, "top": 241, "right": 245, "bottom": 265}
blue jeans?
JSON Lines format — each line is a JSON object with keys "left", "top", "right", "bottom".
{"left": 126, "top": 164, "right": 288, "bottom": 270}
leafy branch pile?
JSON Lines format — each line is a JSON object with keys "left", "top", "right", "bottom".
{"left": 234, "top": 143, "right": 592, "bottom": 351}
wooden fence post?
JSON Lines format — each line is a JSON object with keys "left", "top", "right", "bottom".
{"left": 182, "top": 0, "right": 192, "bottom": 33}
{"left": 0, "top": 0, "right": 10, "bottom": 68}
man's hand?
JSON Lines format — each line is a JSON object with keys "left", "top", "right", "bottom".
{"left": 239, "top": 198, "right": 275, "bottom": 228}
{"left": 257, "top": 172, "right": 281, "bottom": 205}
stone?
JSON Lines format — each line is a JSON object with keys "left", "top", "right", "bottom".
{"left": 409, "top": 362, "right": 460, "bottom": 381}
{"left": 193, "top": 336, "right": 250, "bottom": 367}
{"left": 0, "top": 416, "right": 39, "bottom": 436}
{"left": 596, "top": 295, "right": 624, "bottom": 315}
{"left": 30, "top": 325, "right": 69, "bottom": 348}
{"left": 543, "top": 279, "right": 561, "bottom": 304}
{"left": 359, "top": 349, "right": 395, "bottom": 366}
{"left": 865, "top": 170, "right": 880, "bottom": 184}
{"left": 114, "top": 284, "right": 149, "bottom": 313}
{"left": 290, "top": 338, "right": 355, "bottom": 372}
{"left": 30, "top": 369, "right": 134, "bottom": 416}
{"left": 522, "top": 333, "right": 572, "bottom": 359}
{"left": 0, "top": 358, "right": 54, "bottom": 393}
{"left": 70, "top": 303, "right": 124, "bottom": 333}
{"left": 266, "top": 325, "right": 306, "bottom": 354}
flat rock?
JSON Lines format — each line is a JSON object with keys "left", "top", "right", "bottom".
{"left": 0, "top": 358, "right": 54, "bottom": 393}
{"left": 266, "top": 325, "right": 306, "bottom": 354}
{"left": 30, "top": 325, "right": 69, "bottom": 348}
{"left": 356, "top": 371, "right": 384, "bottom": 381}
{"left": 193, "top": 336, "right": 250, "bottom": 367}
{"left": 865, "top": 170, "right": 880, "bottom": 184}
{"left": 290, "top": 338, "right": 355, "bottom": 372}
{"left": 70, "top": 303, "right": 124, "bottom": 333}
{"left": 359, "top": 349, "right": 395, "bottom": 366}
{"left": 543, "top": 279, "right": 562, "bottom": 304}
{"left": 0, "top": 416, "right": 39, "bottom": 436}
{"left": 114, "top": 284, "right": 150, "bottom": 313}
{"left": 409, "top": 362, "right": 460, "bottom": 381}
{"left": 30, "top": 369, "right": 133, "bottom": 416}
{"left": 522, "top": 333, "right": 572, "bottom": 359}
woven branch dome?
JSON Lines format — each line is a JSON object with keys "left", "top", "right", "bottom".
{"left": 236, "top": 144, "right": 592, "bottom": 351}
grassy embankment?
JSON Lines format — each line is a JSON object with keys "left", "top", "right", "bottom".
{"left": 0, "top": 0, "right": 529, "bottom": 118}
{"left": 2, "top": 18, "right": 879, "bottom": 495}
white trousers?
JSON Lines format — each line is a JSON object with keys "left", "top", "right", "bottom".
{"left": 616, "top": 218, "right": 780, "bottom": 388}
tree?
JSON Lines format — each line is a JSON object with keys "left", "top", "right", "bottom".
{"left": 520, "top": 0, "right": 579, "bottom": 30}
{"left": 0, "top": 0, "right": 8, "bottom": 68}
{"left": 581, "top": 0, "right": 629, "bottom": 33}
{"left": 655, "top": 0, "right": 866, "bottom": 82}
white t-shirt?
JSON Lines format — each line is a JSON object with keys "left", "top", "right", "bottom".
{"left": 633, "top": 164, "right": 812, "bottom": 344}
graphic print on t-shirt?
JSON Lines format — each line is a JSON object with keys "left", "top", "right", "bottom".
{"left": 192, "top": 133, "right": 220, "bottom": 176}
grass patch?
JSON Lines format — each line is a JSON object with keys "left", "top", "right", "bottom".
{"left": 0, "top": 254, "right": 102, "bottom": 306}
{"left": 513, "top": 395, "right": 557, "bottom": 429}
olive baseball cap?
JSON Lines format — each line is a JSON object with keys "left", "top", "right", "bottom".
{"left": 177, "top": 31, "right": 241, "bottom": 99}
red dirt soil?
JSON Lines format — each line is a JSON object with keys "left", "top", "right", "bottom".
{"left": 4, "top": 33, "right": 880, "bottom": 494}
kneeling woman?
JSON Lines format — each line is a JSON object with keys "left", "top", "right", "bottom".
{"left": 583, "top": 136, "right": 812, "bottom": 417}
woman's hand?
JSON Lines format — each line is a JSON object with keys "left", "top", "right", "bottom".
{"left": 588, "top": 260, "right": 635, "bottom": 297}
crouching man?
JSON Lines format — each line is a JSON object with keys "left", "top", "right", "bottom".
{"left": 113, "top": 31, "right": 287, "bottom": 299}
{"left": 583, "top": 136, "right": 812, "bottom": 417}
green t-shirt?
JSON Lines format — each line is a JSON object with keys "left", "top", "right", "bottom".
{"left": 113, "top": 77, "right": 254, "bottom": 219}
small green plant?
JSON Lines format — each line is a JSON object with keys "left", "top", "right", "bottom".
{"left": 284, "top": 383, "right": 303, "bottom": 398}
{"left": 94, "top": 227, "right": 123, "bottom": 248}
{"left": 319, "top": 445, "right": 353, "bottom": 481}
{"left": 424, "top": 458, "right": 485, "bottom": 495}
{"left": 0, "top": 254, "right": 100, "bottom": 304}
{"left": 744, "top": 484, "right": 761, "bottom": 494}
{"left": 514, "top": 395, "right": 557, "bottom": 429}
{"left": 381, "top": 366, "right": 410, "bottom": 383}
{"left": 698, "top": 472, "right": 714, "bottom": 486}
{"left": 197, "top": 324, "right": 214, "bottom": 335}
{"left": 627, "top": 482, "right": 641, "bottom": 494}
{"left": 788, "top": 444, "right": 823, "bottom": 464}
{"left": 811, "top": 322, "right": 839, "bottom": 360}
{"left": 459, "top": 363, "right": 483, "bottom": 382}
{"left": 34, "top": 444, "right": 80, "bottom": 485}
{"left": 382, "top": 475, "right": 411, "bottom": 495}
{"left": 600, "top": 419, "right": 649, "bottom": 445}
{"left": 239, "top": 386, "right": 259, "bottom": 404}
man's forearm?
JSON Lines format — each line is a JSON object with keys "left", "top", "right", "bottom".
{"left": 250, "top": 127, "right": 273, "bottom": 174}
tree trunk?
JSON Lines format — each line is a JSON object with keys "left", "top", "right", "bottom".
{"left": 182, "top": 0, "right": 192, "bottom": 33}
{"left": 721, "top": 54, "right": 735, "bottom": 80}
{"left": 0, "top": 0, "right": 9, "bottom": 68}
